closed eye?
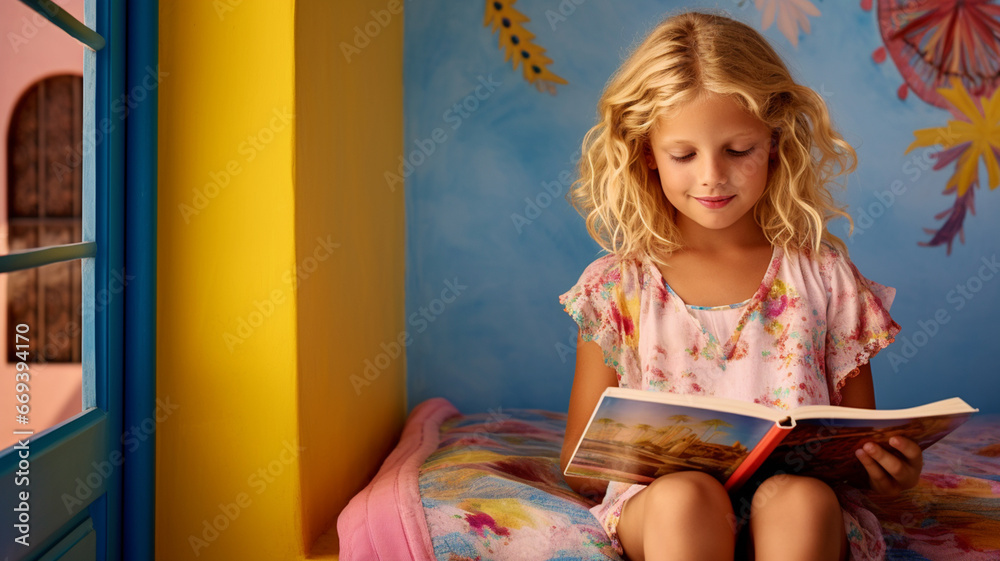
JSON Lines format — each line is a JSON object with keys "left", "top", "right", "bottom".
{"left": 668, "top": 146, "right": 756, "bottom": 163}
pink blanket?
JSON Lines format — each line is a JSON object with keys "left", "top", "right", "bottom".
{"left": 337, "top": 397, "right": 459, "bottom": 560}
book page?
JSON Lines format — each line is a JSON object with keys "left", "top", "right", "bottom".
{"left": 603, "top": 387, "right": 785, "bottom": 421}
{"left": 789, "top": 397, "right": 975, "bottom": 421}
{"left": 564, "top": 395, "right": 778, "bottom": 485}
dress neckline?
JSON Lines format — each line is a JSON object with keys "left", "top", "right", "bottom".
{"left": 644, "top": 245, "right": 783, "bottom": 358}
{"left": 682, "top": 294, "right": 751, "bottom": 311}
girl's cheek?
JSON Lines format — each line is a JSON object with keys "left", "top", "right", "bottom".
{"left": 733, "top": 154, "right": 767, "bottom": 182}
{"left": 667, "top": 163, "right": 692, "bottom": 179}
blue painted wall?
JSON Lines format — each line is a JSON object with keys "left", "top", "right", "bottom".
{"left": 403, "top": 0, "right": 1000, "bottom": 415}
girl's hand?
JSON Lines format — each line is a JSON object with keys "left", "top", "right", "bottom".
{"left": 853, "top": 436, "right": 924, "bottom": 496}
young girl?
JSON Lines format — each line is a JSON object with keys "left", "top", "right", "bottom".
{"left": 558, "top": 11, "right": 921, "bottom": 561}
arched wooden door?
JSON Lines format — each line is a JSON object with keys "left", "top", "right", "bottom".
{"left": 6, "top": 75, "right": 86, "bottom": 443}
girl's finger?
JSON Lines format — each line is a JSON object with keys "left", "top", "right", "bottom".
{"left": 854, "top": 447, "right": 893, "bottom": 492}
{"left": 860, "top": 442, "right": 907, "bottom": 479}
{"left": 888, "top": 436, "right": 923, "bottom": 466}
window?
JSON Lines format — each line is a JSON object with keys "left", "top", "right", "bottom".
{"left": 0, "top": 0, "right": 156, "bottom": 558}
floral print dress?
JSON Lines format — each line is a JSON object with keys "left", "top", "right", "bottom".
{"left": 559, "top": 241, "right": 900, "bottom": 561}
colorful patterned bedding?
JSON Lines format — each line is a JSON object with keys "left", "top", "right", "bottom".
{"left": 338, "top": 397, "right": 1000, "bottom": 560}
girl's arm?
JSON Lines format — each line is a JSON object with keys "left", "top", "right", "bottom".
{"left": 561, "top": 331, "right": 619, "bottom": 501}
{"left": 838, "top": 362, "right": 876, "bottom": 409}
{"left": 839, "top": 362, "right": 924, "bottom": 495}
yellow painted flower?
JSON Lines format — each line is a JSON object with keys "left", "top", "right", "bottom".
{"left": 483, "top": 0, "right": 567, "bottom": 94}
{"left": 906, "top": 77, "right": 1000, "bottom": 196}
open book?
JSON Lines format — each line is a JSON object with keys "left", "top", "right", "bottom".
{"left": 563, "top": 387, "right": 978, "bottom": 492}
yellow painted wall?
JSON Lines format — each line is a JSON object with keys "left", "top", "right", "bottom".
{"left": 158, "top": 0, "right": 406, "bottom": 558}
{"left": 157, "top": 2, "right": 305, "bottom": 559}
{"left": 294, "top": 0, "right": 406, "bottom": 554}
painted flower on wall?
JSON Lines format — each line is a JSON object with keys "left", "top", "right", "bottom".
{"left": 866, "top": 0, "right": 1000, "bottom": 253}
{"left": 483, "top": 0, "right": 567, "bottom": 95}
{"left": 905, "top": 78, "right": 1000, "bottom": 253}
{"left": 870, "top": 0, "right": 1000, "bottom": 108}
{"left": 754, "top": 0, "right": 822, "bottom": 47}
{"left": 907, "top": 78, "right": 1000, "bottom": 198}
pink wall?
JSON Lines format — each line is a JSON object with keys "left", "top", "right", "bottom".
{"left": 0, "top": 0, "right": 86, "bottom": 450}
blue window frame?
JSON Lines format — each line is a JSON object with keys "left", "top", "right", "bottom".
{"left": 0, "top": 1, "right": 156, "bottom": 560}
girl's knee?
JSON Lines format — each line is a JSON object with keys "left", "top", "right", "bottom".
{"left": 618, "top": 471, "right": 738, "bottom": 560}
{"left": 751, "top": 474, "right": 840, "bottom": 518}
{"left": 646, "top": 470, "right": 732, "bottom": 512}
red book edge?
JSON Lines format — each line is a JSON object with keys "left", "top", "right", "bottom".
{"left": 723, "top": 417, "right": 793, "bottom": 492}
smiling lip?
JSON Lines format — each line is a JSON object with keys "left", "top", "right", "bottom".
{"left": 695, "top": 195, "right": 735, "bottom": 209}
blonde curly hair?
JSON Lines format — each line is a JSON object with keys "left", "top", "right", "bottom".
{"left": 566, "top": 10, "right": 857, "bottom": 267}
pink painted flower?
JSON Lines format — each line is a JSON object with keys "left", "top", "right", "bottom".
{"left": 755, "top": 0, "right": 821, "bottom": 47}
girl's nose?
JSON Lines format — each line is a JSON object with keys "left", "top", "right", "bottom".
{"left": 700, "top": 154, "right": 728, "bottom": 187}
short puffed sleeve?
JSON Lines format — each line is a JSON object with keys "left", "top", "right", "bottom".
{"left": 819, "top": 243, "right": 902, "bottom": 405}
{"left": 558, "top": 255, "right": 639, "bottom": 386}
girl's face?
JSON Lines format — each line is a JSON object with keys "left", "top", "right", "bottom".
{"left": 645, "top": 91, "right": 773, "bottom": 244}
